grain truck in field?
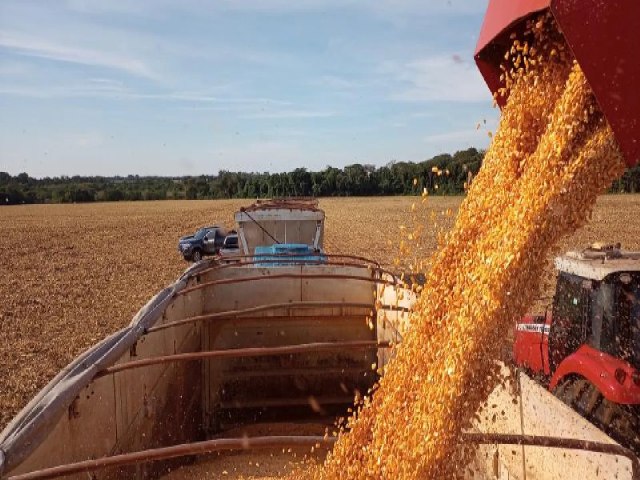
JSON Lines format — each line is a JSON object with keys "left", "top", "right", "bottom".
{"left": 0, "top": 199, "right": 415, "bottom": 479}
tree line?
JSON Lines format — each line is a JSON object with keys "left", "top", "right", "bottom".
{"left": 2, "top": 147, "right": 639, "bottom": 205}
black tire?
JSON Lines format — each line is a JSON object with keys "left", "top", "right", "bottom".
{"left": 592, "top": 398, "right": 640, "bottom": 456}
{"left": 192, "top": 249, "right": 202, "bottom": 262}
{"left": 553, "top": 376, "right": 580, "bottom": 405}
{"left": 554, "top": 377, "right": 597, "bottom": 416}
{"left": 554, "top": 377, "right": 640, "bottom": 456}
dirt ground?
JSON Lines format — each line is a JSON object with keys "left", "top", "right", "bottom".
{"left": 1, "top": 195, "right": 639, "bottom": 431}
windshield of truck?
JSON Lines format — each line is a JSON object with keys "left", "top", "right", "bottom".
{"left": 194, "top": 229, "right": 207, "bottom": 240}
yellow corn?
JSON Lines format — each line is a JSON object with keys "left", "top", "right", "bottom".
{"left": 299, "top": 14, "right": 624, "bottom": 480}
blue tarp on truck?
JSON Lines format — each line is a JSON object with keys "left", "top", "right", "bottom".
{"left": 253, "top": 244, "right": 326, "bottom": 267}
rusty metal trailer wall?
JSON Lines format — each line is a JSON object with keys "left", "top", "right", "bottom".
{"left": 376, "top": 279, "right": 414, "bottom": 367}
{"left": 473, "top": 366, "right": 636, "bottom": 479}
{"left": 235, "top": 209, "right": 325, "bottom": 254}
{"left": 0, "top": 260, "right": 413, "bottom": 480}
{"left": 197, "top": 264, "right": 390, "bottom": 431}
{"left": 0, "top": 263, "right": 209, "bottom": 479}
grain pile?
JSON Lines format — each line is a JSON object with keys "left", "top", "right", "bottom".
{"left": 310, "top": 16, "right": 626, "bottom": 479}
{"left": 162, "top": 423, "right": 330, "bottom": 480}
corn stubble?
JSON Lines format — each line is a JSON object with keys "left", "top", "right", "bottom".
{"left": 307, "top": 17, "right": 625, "bottom": 479}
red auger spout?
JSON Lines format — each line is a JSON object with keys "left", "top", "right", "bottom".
{"left": 475, "top": 0, "right": 639, "bottom": 167}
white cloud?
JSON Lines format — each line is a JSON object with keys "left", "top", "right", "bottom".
{"left": 0, "top": 83, "right": 290, "bottom": 111}
{"left": 63, "top": 132, "right": 105, "bottom": 148}
{"left": 152, "top": 93, "right": 290, "bottom": 105}
{"left": 240, "top": 109, "right": 336, "bottom": 119}
{"left": 0, "top": 30, "right": 156, "bottom": 79}
{"left": 391, "top": 54, "right": 490, "bottom": 103}
{"left": 0, "top": 0, "right": 495, "bottom": 176}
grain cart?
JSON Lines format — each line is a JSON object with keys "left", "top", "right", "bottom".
{"left": 0, "top": 199, "right": 415, "bottom": 479}
{"left": 475, "top": 0, "right": 639, "bottom": 169}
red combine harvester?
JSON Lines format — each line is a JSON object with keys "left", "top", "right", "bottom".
{"left": 514, "top": 245, "right": 640, "bottom": 452}
{"left": 476, "top": 0, "right": 640, "bottom": 457}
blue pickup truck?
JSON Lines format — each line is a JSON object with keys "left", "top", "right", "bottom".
{"left": 177, "top": 226, "right": 230, "bottom": 262}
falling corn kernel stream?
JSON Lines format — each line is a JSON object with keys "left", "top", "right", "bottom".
{"left": 291, "top": 15, "right": 625, "bottom": 480}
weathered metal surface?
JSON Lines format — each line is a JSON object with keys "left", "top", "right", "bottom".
{"left": 235, "top": 207, "right": 325, "bottom": 254}
{"left": 11, "top": 429, "right": 636, "bottom": 480}
{"left": 475, "top": 0, "right": 550, "bottom": 70}
{"left": 198, "top": 264, "right": 384, "bottom": 429}
{"left": 197, "top": 253, "right": 384, "bottom": 277}
{"left": 146, "top": 301, "right": 381, "bottom": 334}
{"left": 7, "top": 436, "right": 335, "bottom": 480}
{"left": 463, "top": 433, "right": 640, "bottom": 480}
{"left": 178, "top": 271, "right": 399, "bottom": 297}
{"left": 473, "top": 367, "right": 636, "bottom": 479}
{"left": 1, "top": 259, "right": 415, "bottom": 480}
{"left": 97, "top": 341, "right": 390, "bottom": 377}
{"left": 110, "top": 322, "right": 203, "bottom": 479}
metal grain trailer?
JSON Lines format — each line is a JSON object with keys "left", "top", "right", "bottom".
{"left": 0, "top": 199, "right": 414, "bottom": 479}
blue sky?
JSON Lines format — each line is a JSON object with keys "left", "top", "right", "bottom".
{"left": 0, "top": 0, "right": 498, "bottom": 177}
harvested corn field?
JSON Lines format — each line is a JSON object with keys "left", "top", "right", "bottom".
{"left": 1, "top": 195, "right": 638, "bottom": 433}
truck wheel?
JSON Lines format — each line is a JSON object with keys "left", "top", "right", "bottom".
{"left": 554, "top": 377, "right": 599, "bottom": 417}
{"left": 573, "top": 381, "right": 601, "bottom": 417}
{"left": 192, "top": 250, "right": 202, "bottom": 262}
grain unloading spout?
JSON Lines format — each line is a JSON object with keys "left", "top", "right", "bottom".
{"left": 475, "top": 0, "right": 640, "bottom": 168}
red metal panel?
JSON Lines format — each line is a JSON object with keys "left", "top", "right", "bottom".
{"left": 513, "top": 314, "right": 551, "bottom": 376}
{"left": 549, "top": 345, "right": 640, "bottom": 405}
{"left": 475, "top": 0, "right": 551, "bottom": 56}
{"left": 551, "top": 0, "right": 640, "bottom": 167}
{"left": 475, "top": 0, "right": 551, "bottom": 108}
{"left": 475, "top": 0, "right": 640, "bottom": 167}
